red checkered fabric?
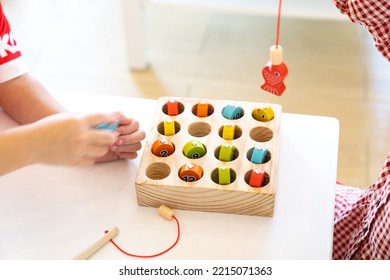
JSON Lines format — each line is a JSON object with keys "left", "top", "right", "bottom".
{"left": 333, "top": 153, "right": 390, "bottom": 259}
{"left": 332, "top": 0, "right": 390, "bottom": 62}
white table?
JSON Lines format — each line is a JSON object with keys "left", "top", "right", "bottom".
{"left": 0, "top": 92, "right": 339, "bottom": 259}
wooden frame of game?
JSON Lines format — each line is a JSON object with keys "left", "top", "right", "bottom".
{"left": 135, "top": 97, "right": 282, "bottom": 217}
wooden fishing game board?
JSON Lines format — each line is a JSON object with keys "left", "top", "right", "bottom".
{"left": 135, "top": 97, "right": 282, "bottom": 217}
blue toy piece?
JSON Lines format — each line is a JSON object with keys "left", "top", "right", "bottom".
{"left": 95, "top": 122, "right": 119, "bottom": 131}
{"left": 250, "top": 146, "right": 268, "bottom": 164}
{"left": 222, "top": 104, "right": 244, "bottom": 120}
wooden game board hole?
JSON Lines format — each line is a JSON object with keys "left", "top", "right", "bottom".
{"left": 214, "top": 145, "right": 239, "bottom": 162}
{"left": 244, "top": 170, "right": 270, "bottom": 188}
{"left": 157, "top": 120, "right": 181, "bottom": 136}
{"left": 191, "top": 102, "right": 214, "bottom": 117}
{"left": 162, "top": 100, "right": 185, "bottom": 116}
{"left": 246, "top": 147, "right": 271, "bottom": 164}
{"left": 188, "top": 122, "right": 212, "bottom": 137}
{"left": 249, "top": 127, "right": 273, "bottom": 142}
{"left": 145, "top": 162, "right": 171, "bottom": 180}
{"left": 211, "top": 167, "right": 237, "bottom": 185}
{"left": 218, "top": 125, "right": 242, "bottom": 140}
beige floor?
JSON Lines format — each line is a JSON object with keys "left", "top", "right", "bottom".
{"left": 3, "top": 0, "right": 390, "bottom": 188}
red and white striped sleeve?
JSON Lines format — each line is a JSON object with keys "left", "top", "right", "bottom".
{"left": 0, "top": 3, "right": 27, "bottom": 83}
{"left": 332, "top": 0, "right": 390, "bottom": 62}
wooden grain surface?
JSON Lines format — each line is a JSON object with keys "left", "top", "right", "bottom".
{"left": 136, "top": 97, "right": 282, "bottom": 216}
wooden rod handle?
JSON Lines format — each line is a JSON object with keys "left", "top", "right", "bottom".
{"left": 73, "top": 227, "right": 119, "bottom": 260}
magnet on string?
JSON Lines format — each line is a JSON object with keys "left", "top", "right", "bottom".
{"left": 158, "top": 205, "right": 175, "bottom": 220}
{"left": 260, "top": 45, "right": 288, "bottom": 96}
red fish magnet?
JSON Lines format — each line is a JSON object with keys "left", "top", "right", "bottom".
{"left": 261, "top": 45, "right": 288, "bottom": 96}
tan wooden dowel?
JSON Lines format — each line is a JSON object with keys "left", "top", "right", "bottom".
{"left": 73, "top": 227, "right": 119, "bottom": 260}
{"left": 159, "top": 205, "right": 174, "bottom": 220}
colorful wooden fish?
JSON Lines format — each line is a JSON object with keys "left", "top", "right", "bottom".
{"left": 261, "top": 45, "right": 288, "bottom": 96}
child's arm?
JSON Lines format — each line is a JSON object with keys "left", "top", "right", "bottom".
{"left": 0, "top": 112, "right": 120, "bottom": 176}
{"left": 0, "top": 73, "right": 65, "bottom": 124}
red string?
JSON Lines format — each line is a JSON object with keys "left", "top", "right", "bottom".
{"left": 105, "top": 215, "right": 180, "bottom": 258}
{"left": 275, "top": 0, "right": 283, "bottom": 48}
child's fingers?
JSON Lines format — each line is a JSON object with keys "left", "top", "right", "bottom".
{"left": 84, "top": 112, "right": 122, "bottom": 128}
{"left": 115, "top": 130, "right": 146, "bottom": 146}
{"left": 95, "top": 151, "right": 120, "bottom": 163}
{"left": 86, "top": 130, "right": 117, "bottom": 145}
{"left": 116, "top": 151, "right": 138, "bottom": 160}
{"left": 116, "top": 119, "right": 140, "bottom": 135}
{"left": 111, "top": 142, "right": 142, "bottom": 153}
{"left": 84, "top": 144, "right": 112, "bottom": 159}
{"left": 118, "top": 116, "right": 133, "bottom": 126}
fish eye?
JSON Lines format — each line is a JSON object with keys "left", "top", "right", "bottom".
{"left": 274, "top": 71, "right": 281, "bottom": 76}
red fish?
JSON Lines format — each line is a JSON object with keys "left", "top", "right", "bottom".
{"left": 261, "top": 61, "right": 288, "bottom": 96}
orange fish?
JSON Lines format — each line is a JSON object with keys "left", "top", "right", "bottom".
{"left": 261, "top": 61, "right": 288, "bottom": 96}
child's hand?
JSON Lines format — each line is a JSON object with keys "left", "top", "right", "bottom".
{"left": 97, "top": 115, "right": 146, "bottom": 162}
{"left": 28, "top": 112, "right": 121, "bottom": 167}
